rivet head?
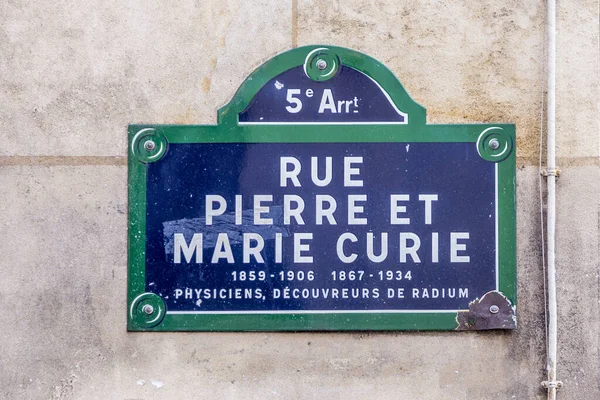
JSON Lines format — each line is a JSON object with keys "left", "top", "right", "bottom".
{"left": 489, "top": 305, "right": 500, "bottom": 314}
{"left": 142, "top": 304, "right": 155, "bottom": 315}
{"left": 316, "top": 59, "right": 327, "bottom": 70}
{"left": 488, "top": 138, "right": 500, "bottom": 150}
{"left": 144, "top": 140, "right": 156, "bottom": 151}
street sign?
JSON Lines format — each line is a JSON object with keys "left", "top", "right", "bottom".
{"left": 128, "top": 46, "right": 516, "bottom": 331}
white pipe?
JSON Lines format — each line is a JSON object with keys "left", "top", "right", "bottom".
{"left": 546, "top": 0, "right": 558, "bottom": 399}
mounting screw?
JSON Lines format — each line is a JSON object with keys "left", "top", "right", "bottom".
{"left": 144, "top": 140, "right": 156, "bottom": 151}
{"left": 316, "top": 59, "right": 327, "bottom": 70}
{"left": 142, "top": 304, "right": 155, "bottom": 315}
{"left": 489, "top": 305, "right": 500, "bottom": 314}
{"left": 488, "top": 138, "right": 500, "bottom": 150}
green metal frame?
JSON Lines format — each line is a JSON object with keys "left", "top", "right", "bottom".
{"left": 128, "top": 45, "right": 516, "bottom": 331}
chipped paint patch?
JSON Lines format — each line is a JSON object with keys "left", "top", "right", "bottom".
{"left": 456, "top": 291, "right": 516, "bottom": 331}
{"left": 151, "top": 379, "right": 164, "bottom": 389}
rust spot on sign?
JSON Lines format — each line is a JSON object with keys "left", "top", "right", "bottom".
{"left": 456, "top": 291, "right": 517, "bottom": 331}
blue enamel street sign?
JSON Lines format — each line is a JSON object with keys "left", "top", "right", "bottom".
{"left": 128, "top": 46, "right": 516, "bottom": 331}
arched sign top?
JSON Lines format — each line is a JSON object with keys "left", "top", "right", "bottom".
{"left": 218, "top": 45, "right": 426, "bottom": 126}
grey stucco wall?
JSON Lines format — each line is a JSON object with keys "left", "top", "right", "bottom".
{"left": 0, "top": 1, "right": 598, "bottom": 399}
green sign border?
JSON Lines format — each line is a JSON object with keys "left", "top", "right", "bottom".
{"left": 128, "top": 45, "right": 516, "bottom": 331}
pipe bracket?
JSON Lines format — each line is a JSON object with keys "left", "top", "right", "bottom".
{"left": 541, "top": 380, "right": 564, "bottom": 390}
{"left": 541, "top": 168, "right": 561, "bottom": 177}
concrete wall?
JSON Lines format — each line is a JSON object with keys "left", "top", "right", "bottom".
{"left": 1, "top": 1, "right": 598, "bottom": 399}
